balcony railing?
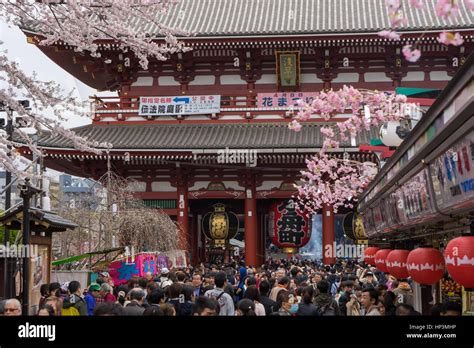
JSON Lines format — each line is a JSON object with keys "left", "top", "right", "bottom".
{"left": 91, "top": 94, "right": 264, "bottom": 120}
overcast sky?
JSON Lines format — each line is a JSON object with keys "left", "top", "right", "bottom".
{"left": 0, "top": 21, "right": 111, "bottom": 129}
{"left": 1, "top": 21, "right": 117, "bottom": 178}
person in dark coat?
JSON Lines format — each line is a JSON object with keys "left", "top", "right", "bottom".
{"left": 338, "top": 280, "right": 355, "bottom": 316}
{"left": 123, "top": 288, "right": 146, "bottom": 316}
{"left": 313, "top": 280, "right": 341, "bottom": 316}
{"left": 296, "top": 286, "right": 319, "bottom": 316}
{"left": 258, "top": 280, "right": 277, "bottom": 315}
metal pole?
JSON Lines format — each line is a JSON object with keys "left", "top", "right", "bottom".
{"left": 3, "top": 109, "right": 13, "bottom": 299}
{"left": 20, "top": 178, "right": 31, "bottom": 315}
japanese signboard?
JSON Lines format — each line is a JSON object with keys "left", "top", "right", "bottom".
{"left": 270, "top": 199, "right": 311, "bottom": 250}
{"left": 257, "top": 92, "right": 319, "bottom": 108}
{"left": 430, "top": 130, "right": 474, "bottom": 212}
{"left": 276, "top": 51, "right": 300, "bottom": 90}
{"left": 139, "top": 95, "right": 221, "bottom": 116}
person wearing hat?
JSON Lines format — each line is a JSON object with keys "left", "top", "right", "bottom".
{"left": 359, "top": 269, "right": 378, "bottom": 288}
{"left": 84, "top": 283, "right": 101, "bottom": 316}
{"left": 158, "top": 267, "right": 171, "bottom": 288}
{"left": 100, "top": 283, "right": 116, "bottom": 303}
{"left": 98, "top": 271, "right": 115, "bottom": 288}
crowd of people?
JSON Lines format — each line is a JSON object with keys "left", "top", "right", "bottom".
{"left": 0, "top": 258, "right": 463, "bottom": 316}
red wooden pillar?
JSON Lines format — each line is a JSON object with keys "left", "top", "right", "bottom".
{"left": 255, "top": 211, "right": 261, "bottom": 267}
{"left": 322, "top": 204, "right": 336, "bottom": 265}
{"left": 245, "top": 176, "right": 257, "bottom": 267}
{"left": 191, "top": 213, "right": 199, "bottom": 265}
{"left": 177, "top": 171, "right": 189, "bottom": 253}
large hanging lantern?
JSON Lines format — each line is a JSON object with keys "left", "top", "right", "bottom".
{"left": 364, "top": 247, "right": 380, "bottom": 265}
{"left": 407, "top": 248, "right": 445, "bottom": 285}
{"left": 379, "top": 121, "right": 405, "bottom": 147}
{"left": 269, "top": 199, "right": 311, "bottom": 254}
{"left": 202, "top": 204, "right": 239, "bottom": 248}
{"left": 343, "top": 212, "right": 368, "bottom": 244}
{"left": 386, "top": 249, "right": 410, "bottom": 279}
{"left": 374, "top": 249, "right": 392, "bottom": 273}
{"left": 445, "top": 236, "right": 474, "bottom": 290}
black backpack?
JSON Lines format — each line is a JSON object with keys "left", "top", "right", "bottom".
{"left": 318, "top": 300, "right": 337, "bottom": 316}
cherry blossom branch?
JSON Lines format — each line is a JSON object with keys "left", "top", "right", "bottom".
{"left": 0, "top": 47, "right": 111, "bottom": 179}
{"left": 0, "top": 0, "right": 191, "bottom": 70}
{"left": 289, "top": 86, "right": 409, "bottom": 213}
{"left": 379, "top": 0, "right": 472, "bottom": 62}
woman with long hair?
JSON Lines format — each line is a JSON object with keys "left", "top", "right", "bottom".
{"left": 243, "top": 285, "right": 266, "bottom": 316}
{"left": 235, "top": 299, "right": 256, "bottom": 316}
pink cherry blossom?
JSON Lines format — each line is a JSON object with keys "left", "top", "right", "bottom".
{"left": 466, "top": 0, "right": 474, "bottom": 11}
{"left": 435, "top": 0, "right": 460, "bottom": 19}
{"left": 385, "top": 0, "right": 401, "bottom": 12}
{"left": 0, "top": 1, "right": 190, "bottom": 70}
{"left": 378, "top": 30, "right": 402, "bottom": 40}
{"left": 288, "top": 120, "right": 302, "bottom": 132}
{"left": 402, "top": 45, "right": 421, "bottom": 62}
{"left": 289, "top": 87, "right": 408, "bottom": 213}
{"left": 409, "top": 0, "right": 425, "bottom": 9}
{"left": 437, "top": 31, "right": 464, "bottom": 46}
{"left": 389, "top": 11, "right": 408, "bottom": 27}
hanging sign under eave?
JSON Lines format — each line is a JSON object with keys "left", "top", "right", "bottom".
{"left": 139, "top": 95, "right": 221, "bottom": 116}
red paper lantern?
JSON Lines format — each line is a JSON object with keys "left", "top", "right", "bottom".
{"left": 374, "top": 249, "right": 392, "bottom": 273}
{"left": 407, "top": 248, "right": 445, "bottom": 285}
{"left": 386, "top": 249, "right": 410, "bottom": 279}
{"left": 364, "top": 247, "right": 380, "bottom": 265}
{"left": 445, "top": 236, "right": 474, "bottom": 290}
{"left": 269, "top": 199, "right": 311, "bottom": 254}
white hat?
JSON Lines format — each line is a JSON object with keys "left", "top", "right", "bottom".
{"left": 161, "top": 280, "right": 172, "bottom": 288}
{"left": 60, "top": 282, "right": 70, "bottom": 292}
{"left": 161, "top": 267, "right": 169, "bottom": 274}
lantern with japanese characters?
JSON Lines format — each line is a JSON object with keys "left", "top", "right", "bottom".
{"left": 407, "top": 248, "right": 445, "bottom": 285}
{"left": 374, "top": 249, "right": 392, "bottom": 273}
{"left": 364, "top": 247, "right": 380, "bottom": 266}
{"left": 269, "top": 199, "right": 311, "bottom": 254}
{"left": 444, "top": 236, "right": 474, "bottom": 290}
{"left": 386, "top": 249, "right": 410, "bottom": 279}
{"left": 202, "top": 204, "right": 239, "bottom": 249}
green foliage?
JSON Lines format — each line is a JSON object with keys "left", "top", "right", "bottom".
{"left": 0, "top": 225, "right": 19, "bottom": 244}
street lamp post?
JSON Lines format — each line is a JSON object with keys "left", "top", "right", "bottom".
{"left": 2, "top": 108, "right": 13, "bottom": 299}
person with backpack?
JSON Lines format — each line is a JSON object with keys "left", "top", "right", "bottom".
{"left": 392, "top": 279, "right": 414, "bottom": 307}
{"left": 313, "top": 280, "right": 340, "bottom": 316}
{"left": 62, "top": 281, "right": 87, "bottom": 316}
{"left": 204, "top": 271, "right": 235, "bottom": 316}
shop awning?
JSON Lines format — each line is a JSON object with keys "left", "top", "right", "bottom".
{"left": 396, "top": 87, "right": 441, "bottom": 99}
{"left": 52, "top": 247, "right": 125, "bottom": 266}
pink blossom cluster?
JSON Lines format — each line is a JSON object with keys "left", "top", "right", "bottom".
{"left": 296, "top": 153, "right": 377, "bottom": 214}
{"left": 0, "top": 0, "right": 190, "bottom": 70}
{"left": 0, "top": 47, "right": 111, "bottom": 179}
{"left": 289, "top": 86, "right": 409, "bottom": 213}
{"left": 380, "top": 0, "right": 471, "bottom": 63}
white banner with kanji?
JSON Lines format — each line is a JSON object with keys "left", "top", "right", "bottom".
{"left": 139, "top": 95, "right": 221, "bottom": 116}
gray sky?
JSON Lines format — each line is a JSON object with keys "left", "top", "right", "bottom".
{"left": 0, "top": 21, "right": 114, "bottom": 129}
{"left": 1, "top": 21, "right": 117, "bottom": 178}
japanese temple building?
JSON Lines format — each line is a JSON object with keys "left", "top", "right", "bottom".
{"left": 19, "top": 0, "right": 474, "bottom": 266}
